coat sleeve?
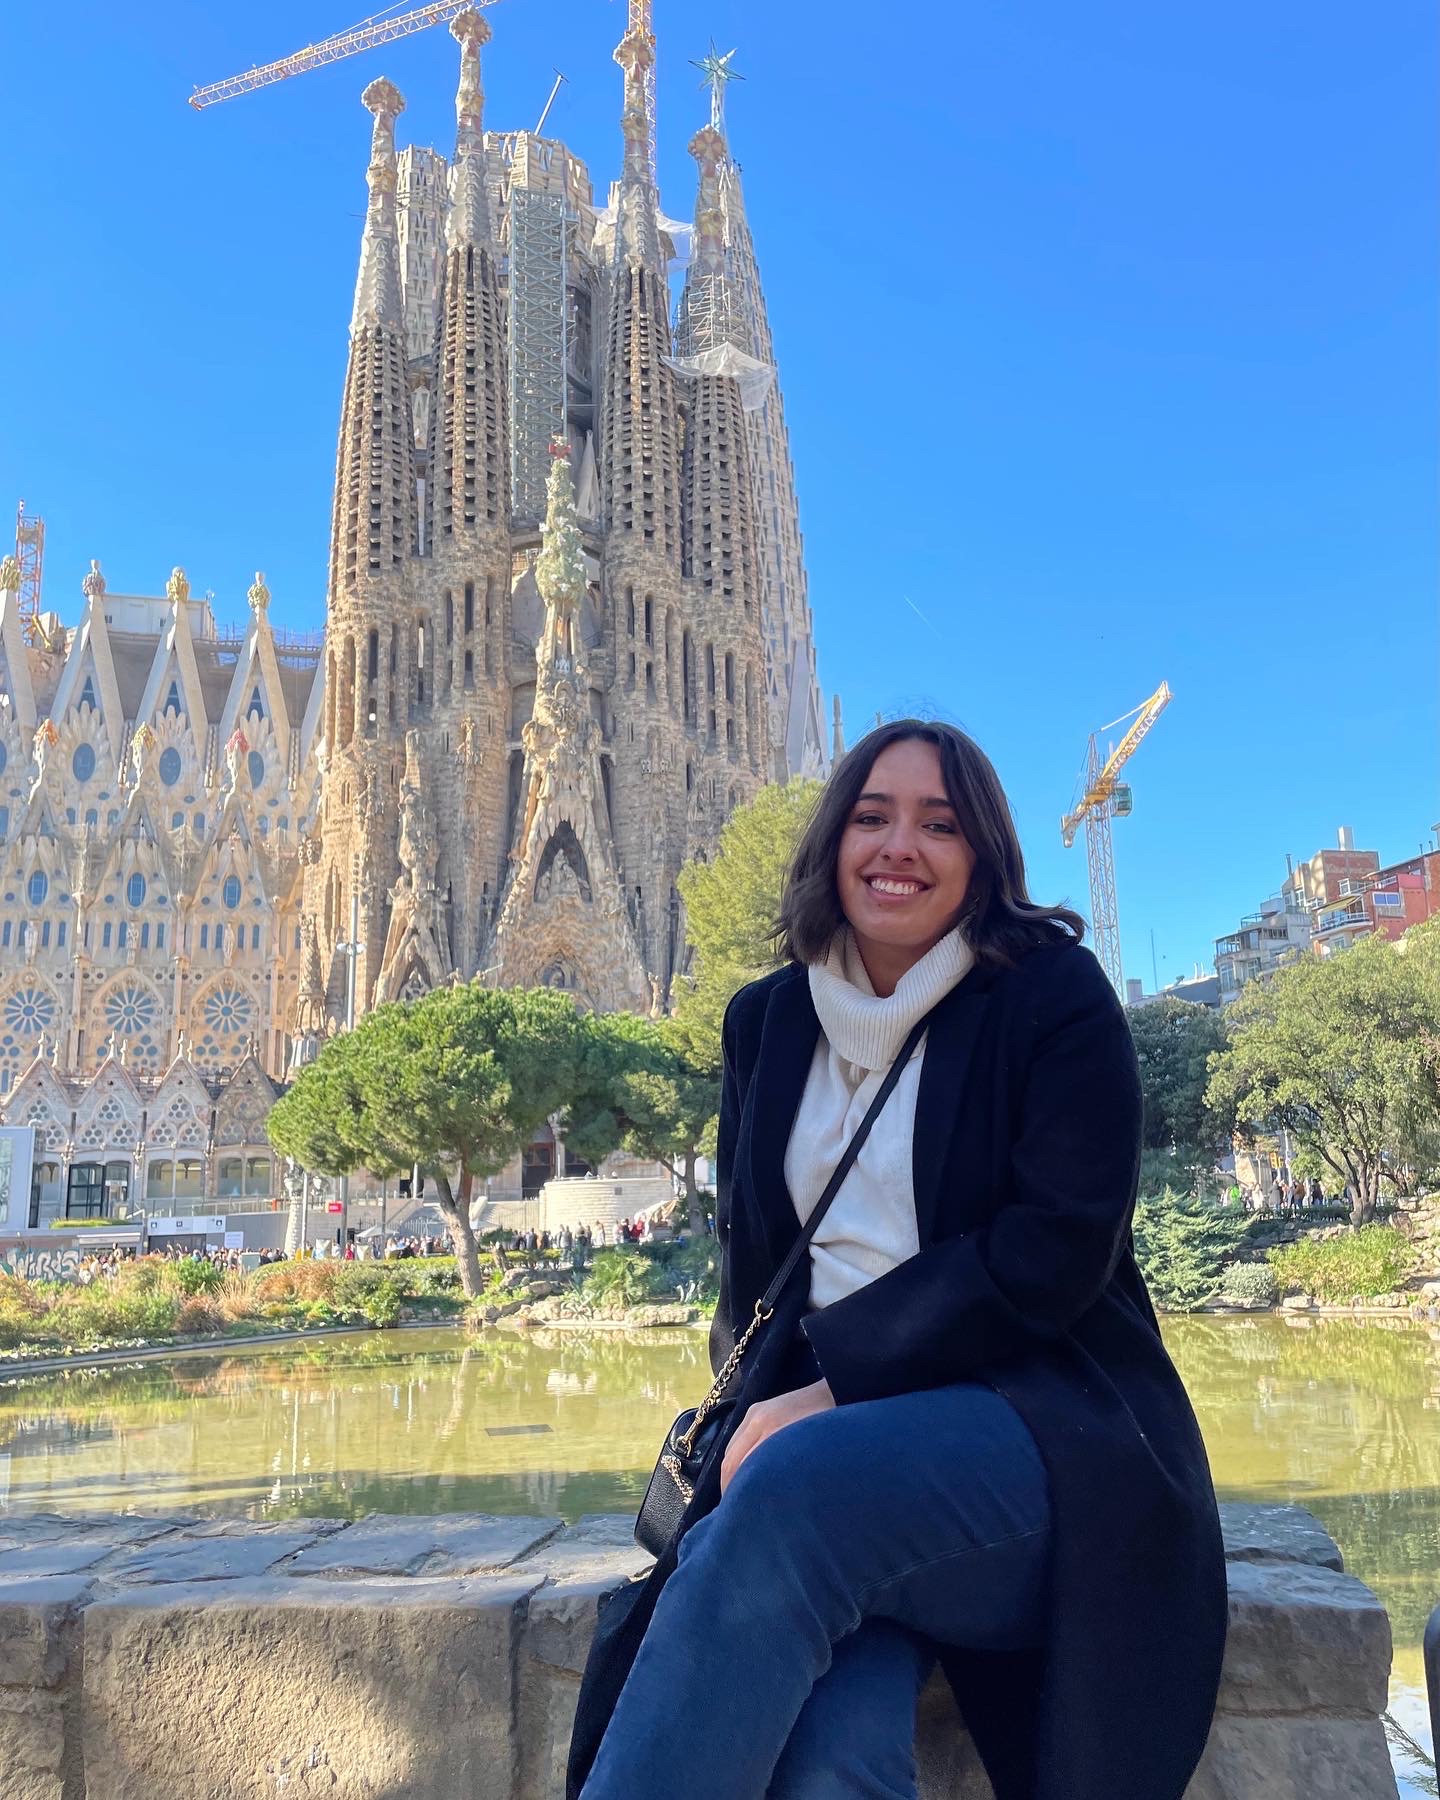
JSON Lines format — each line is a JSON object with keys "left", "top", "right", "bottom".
{"left": 800, "top": 948, "right": 1143, "bottom": 1406}
{"left": 707, "top": 990, "right": 744, "bottom": 1377}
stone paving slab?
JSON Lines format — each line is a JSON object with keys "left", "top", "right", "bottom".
{"left": 0, "top": 1513, "right": 193, "bottom": 1549}
{"left": 286, "top": 1511, "right": 564, "bottom": 1579}
{"left": 175, "top": 1516, "right": 348, "bottom": 1541}
{"left": 106, "top": 1526, "right": 329, "bottom": 1586}
{"left": 1219, "top": 1503, "right": 1344, "bottom": 1571}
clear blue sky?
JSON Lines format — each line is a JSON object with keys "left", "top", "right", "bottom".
{"left": 2, "top": 0, "right": 1434, "bottom": 988}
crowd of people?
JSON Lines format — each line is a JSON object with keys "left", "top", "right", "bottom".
{"left": 507, "top": 1215, "right": 661, "bottom": 1256}
{"left": 62, "top": 1211, "right": 721, "bottom": 1285}
{"left": 329, "top": 1233, "right": 448, "bottom": 1262}
{"left": 75, "top": 1242, "right": 269, "bottom": 1282}
{"left": 1227, "top": 1173, "right": 1343, "bottom": 1215}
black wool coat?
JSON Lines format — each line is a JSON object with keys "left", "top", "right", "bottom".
{"left": 568, "top": 940, "right": 1227, "bottom": 1800}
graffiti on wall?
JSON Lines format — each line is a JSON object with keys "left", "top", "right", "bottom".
{"left": 0, "top": 1245, "right": 81, "bottom": 1283}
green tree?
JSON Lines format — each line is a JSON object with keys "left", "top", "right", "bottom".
{"left": 564, "top": 1014, "right": 719, "bottom": 1234}
{"left": 270, "top": 985, "right": 585, "bottom": 1297}
{"left": 1206, "top": 928, "right": 1440, "bottom": 1226}
{"left": 1131, "top": 1186, "right": 1252, "bottom": 1312}
{"left": 1126, "top": 997, "right": 1232, "bottom": 1161}
{"left": 672, "top": 777, "right": 821, "bottom": 1068}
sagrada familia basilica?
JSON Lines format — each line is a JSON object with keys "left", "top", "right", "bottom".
{"left": 0, "top": 8, "right": 826, "bottom": 1224}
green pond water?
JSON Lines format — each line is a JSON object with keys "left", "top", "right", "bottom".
{"left": 0, "top": 1316, "right": 1436, "bottom": 1789}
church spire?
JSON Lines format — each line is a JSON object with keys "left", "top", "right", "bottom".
{"left": 599, "top": 0, "right": 681, "bottom": 555}
{"left": 674, "top": 123, "right": 749, "bottom": 358}
{"left": 351, "top": 79, "right": 405, "bottom": 334}
{"left": 427, "top": 9, "right": 509, "bottom": 550}
{"left": 447, "top": 8, "right": 492, "bottom": 251}
{"left": 681, "top": 56, "right": 829, "bottom": 779}
{"left": 612, "top": 1, "right": 662, "bottom": 268}
{"left": 329, "top": 76, "right": 416, "bottom": 612}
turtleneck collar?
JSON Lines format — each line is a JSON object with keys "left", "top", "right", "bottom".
{"left": 807, "top": 926, "right": 974, "bottom": 1072}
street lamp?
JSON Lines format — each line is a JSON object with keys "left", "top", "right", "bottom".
{"left": 334, "top": 889, "right": 361, "bottom": 1254}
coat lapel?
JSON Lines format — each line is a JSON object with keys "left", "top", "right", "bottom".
{"left": 911, "top": 978, "right": 992, "bottom": 1248}
{"left": 745, "top": 973, "right": 820, "bottom": 1272}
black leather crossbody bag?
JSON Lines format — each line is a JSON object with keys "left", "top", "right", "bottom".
{"left": 634, "top": 1005, "right": 938, "bottom": 1558}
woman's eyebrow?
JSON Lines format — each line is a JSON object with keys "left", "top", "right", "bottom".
{"left": 855, "top": 791, "right": 954, "bottom": 810}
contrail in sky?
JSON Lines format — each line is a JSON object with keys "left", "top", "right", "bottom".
{"left": 902, "top": 594, "right": 939, "bottom": 633}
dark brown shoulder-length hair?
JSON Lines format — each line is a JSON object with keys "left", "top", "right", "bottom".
{"left": 776, "top": 718, "right": 1086, "bottom": 971}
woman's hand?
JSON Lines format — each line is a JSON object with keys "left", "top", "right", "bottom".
{"left": 720, "top": 1377, "right": 836, "bottom": 1495}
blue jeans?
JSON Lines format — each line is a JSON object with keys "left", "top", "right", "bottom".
{"left": 582, "top": 1382, "right": 1052, "bottom": 1800}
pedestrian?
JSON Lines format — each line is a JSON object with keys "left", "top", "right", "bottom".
{"left": 1309, "top": 1177, "right": 1324, "bottom": 1208}
{"left": 570, "top": 718, "right": 1224, "bottom": 1800}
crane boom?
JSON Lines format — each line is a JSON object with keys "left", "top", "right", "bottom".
{"left": 1060, "top": 681, "right": 1172, "bottom": 848}
{"left": 189, "top": 1, "right": 499, "bottom": 110}
{"left": 1059, "top": 681, "right": 1172, "bottom": 996}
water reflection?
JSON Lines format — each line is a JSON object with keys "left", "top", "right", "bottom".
{"left": 0, "top": 1317, "right": 1435, "bottom": 1783}
{"left": 0, "top": 1327, "right": 713, "bottom": 1523}
{"left": 1165, "top": 1315, "right": 1440, "bottom": 1794}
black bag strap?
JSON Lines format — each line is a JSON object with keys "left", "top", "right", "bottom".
{"left": 758, "top": 1002, "right": 938, "bottom": 1315}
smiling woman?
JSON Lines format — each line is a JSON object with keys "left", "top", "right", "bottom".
{"left": 572, "top": 719, "right": 1227, "bottom": 1800}
{"left": 777, "top": 717, "right": 1085, "bottom": 984}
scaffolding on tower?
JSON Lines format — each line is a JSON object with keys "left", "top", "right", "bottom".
{"left": 507, "top": 187, "right": 570, "bottom": 521}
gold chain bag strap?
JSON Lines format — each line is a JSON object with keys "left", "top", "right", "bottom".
{"left": 634, "top": 1005, "right": 939, "bottom": 1557}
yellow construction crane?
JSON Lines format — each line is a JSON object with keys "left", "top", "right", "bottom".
{"left": 189, "top": 0, "right": 502, "bottom": 110}
{"left": 1060, "top": 681, "right": 1172, "bottom": 996}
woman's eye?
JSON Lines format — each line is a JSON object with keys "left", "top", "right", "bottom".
{"left": 925, "top": 821, "right": 957, "bottom": 833}
{"left": 852, "top": 812, "right": 885, "bottom": 827}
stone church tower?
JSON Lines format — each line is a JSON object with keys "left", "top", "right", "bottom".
{"left": 300, "top": 4, "right": 822, "bottom": 1024}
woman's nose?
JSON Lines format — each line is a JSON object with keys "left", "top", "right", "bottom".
{"left": 879, "top": 824, "right": 920, "bottom": 860}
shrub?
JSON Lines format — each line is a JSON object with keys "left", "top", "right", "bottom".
{"left": 1267, "top": 1227, "right": 1415, "bottom": 1302}
{"left": 169, "top": 1258, "right": 224, "bottom": 1296}
{"left": 174, "top": 1295, "right": 225, "bottom": 1335}
{"left": 58, "top": 1285, "right": 179, "bottom": 1343}
{"left": 582, "top": 1248, "right": 663, "bottom": 1310}
{"left": 639, "top": 1238, "right": 721, "bottom": 1304}
{"left": 1132, "top": 1188, "right": 1252, "bottom": 1312}
{"left": 253, "top": 1261, "right": 339, "bottom": 1306}
{"left": 1216, "top": 1262, "right": 1278, "bottom": 1308}
{"left": 358, "top": 1277, "right": 402, "bottom": 1329}
{"left": 213, "top": 1272, "right": 261, "bottom": 1325}
{"left": 0, "top": 1275, "right": 49, "bottom": 1349}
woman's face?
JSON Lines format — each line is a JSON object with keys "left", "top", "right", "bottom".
{"left": 836, "top": 738, "right": 977, "bottom": 968}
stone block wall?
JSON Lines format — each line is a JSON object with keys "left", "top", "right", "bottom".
{"left": 0, "top": 1504, "right": 1398, "bottom": 1798}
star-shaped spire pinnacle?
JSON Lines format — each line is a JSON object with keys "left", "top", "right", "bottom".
{"left": 690, "top": 40, "right": 742, "bottom": 132}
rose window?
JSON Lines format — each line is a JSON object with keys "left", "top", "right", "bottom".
{"left": 4, "top": 989, "right": 57, "bottom": 1037}
{"left": 104, "top": 985, "right": 159, "bottom": 1037}
{"left": 203, "top": 983, "right": 254, "bottom": 1035}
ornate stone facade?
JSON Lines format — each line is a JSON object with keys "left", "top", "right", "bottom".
{"left": 0, "top": 551, "right": 320, "bottom": 1103}
{"left": 301, "top": 6, "right": 821, "bottom": 1023}
{"left": 0, "top": 9, "right": 825, "bottom": 1190}
{"left": 3, "top": 1044, "right": 280, "bottom": 1227}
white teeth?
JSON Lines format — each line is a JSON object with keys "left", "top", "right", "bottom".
{"left": 869, "top": 878, "right": 922, "bottom": 896}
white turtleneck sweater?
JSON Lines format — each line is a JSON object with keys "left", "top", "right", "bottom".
{"left": 783, "top": 926, "right": 975, "bottom": 1312}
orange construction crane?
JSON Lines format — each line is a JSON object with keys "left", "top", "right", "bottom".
{"left": 1060, "top": 681, "right": 1172, "bottom": 996}
{"left": 189, "top": 0, "right": 502, "bottom": 110}
{"left": 13, "top": 501, "right": 45, "bottom": 640}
